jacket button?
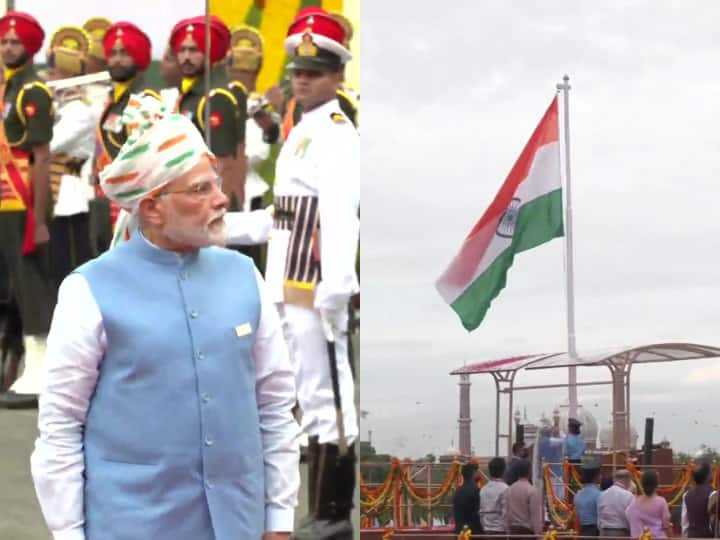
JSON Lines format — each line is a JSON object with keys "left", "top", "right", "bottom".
{"left": 205, "top": 436, "right": 214, "bottom": 447}
{"left": 190, "top": 310, "right": 199, "bottom": 318}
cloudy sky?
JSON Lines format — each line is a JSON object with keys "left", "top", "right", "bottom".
{"left": 16, "top": 0, "right": 204, "bottom": 62}
{"left": 361, "top": 1, "right": 720, "bottom": 458}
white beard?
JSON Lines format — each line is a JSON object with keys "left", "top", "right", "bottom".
{"left": 163, "top": 210, "right": 226, "bottom": 249}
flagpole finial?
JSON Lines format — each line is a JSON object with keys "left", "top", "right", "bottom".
{"left": 556, "top": 74, "right": 571, "bottom": 91}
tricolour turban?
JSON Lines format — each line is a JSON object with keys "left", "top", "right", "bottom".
{"left": 170, "top": 15, "right": 230, "bottom": 65}
{"left": 102, "top": 21, "right": 152, "bottom": 71}
{"left": 0, "top": 11, "right": 45, "bottom": 57}
{"left": 99, "top": 94, "right": 214, "bottom": 211}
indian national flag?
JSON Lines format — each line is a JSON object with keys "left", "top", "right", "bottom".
{"left": 435, "top": 97, "right": 564, "bottom": 331}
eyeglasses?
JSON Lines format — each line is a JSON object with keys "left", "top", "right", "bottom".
{"left": 155, "top": 176, "right": 223, "bottom": 199}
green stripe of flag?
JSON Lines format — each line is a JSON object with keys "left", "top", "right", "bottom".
{"left": 450, "top": 189, "right": 564, "bottom": 331}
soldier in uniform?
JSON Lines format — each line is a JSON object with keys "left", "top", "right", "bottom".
{"left": 266, "top": 8, "right": 359, "bottom": 539}
{"left": 46, "top": 26, "right": 96, "bottom": 292}
{"left": 93, "top": 21, "right": 160, "bottom": 253}
{"left": 225, "top": 25, "right": 273, "bottom": 269}
{"left": 0, "top": 11, "right": 56, "bottom": 408}
{"left": 82, "top": 17, "right": 111, "bottom": 75}
{"left": 81, "top": 17, "right": 113, "bottom": 256}
{"left": 278, "top": 13, "right": 358, "bottom": 143}
{"left": 159, "top": 44, "right": 181, "bottom": 111}
{"left": 170, "top": 15, "right": 246, "bottom": 209}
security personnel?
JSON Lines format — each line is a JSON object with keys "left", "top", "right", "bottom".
{"left": 93, "top": 21, "right": 160, "bottom": 253}
{"left": 159, "top": 44, "right": 181, "bottom": 110}
{"left": 266, "top": 8, "right": 359, "bottom": 539}
{"left": 225, "top": 25, "right": 272, "bottom": 269}
{"left": 82, "top": 17, "right": 112, "bottom": 75}
{"left": 46, "top": 25, "right": 96, "bottom": 291}
{"left": 0, "top": 11, "right": 55, "bottom": 408}
{"left": 278, "top": 13, "right": 358, "bottom": 143}
{"left": 170, "top": 15, "right": 246, "bottom": 209}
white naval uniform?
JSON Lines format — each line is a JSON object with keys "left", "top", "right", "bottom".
{"left": 266, "top": 98, "right": 359, "bottom": 446}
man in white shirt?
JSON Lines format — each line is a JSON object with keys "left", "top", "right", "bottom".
{"left": 597, "top": 469, "right": 634, "bottom": 537}
{"left": 480, "top": 457, "right": 509, "bottom": 535}
{"left": 31, "top": 95, "right": 299, "bottom": 540}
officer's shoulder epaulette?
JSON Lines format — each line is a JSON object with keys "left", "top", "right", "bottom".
{"left": 330, "top": 112, "right": 348, "bottom": 125}
{"left": 336, "top": 88, "right": 358, "bottom": 110}
{"left": 21, "top": 80, "right": 53, "bottom": 100}
{"left": 141, "top": 88, "right": 162, "bottom": 101}
{"left": 208, "top": 87, "right": 238, "bottom": 106}
{"left": 16, "top": 81, "right": 54, "bottom": 124}
{"left": 228, "top": 80, "right": 248, "bottom": 97}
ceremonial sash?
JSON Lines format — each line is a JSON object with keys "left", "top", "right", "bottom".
{"left": 0, "top": 83, "right": 36, "bottom": 254}
{"left": 280, "top": 97, "right": 297, "bottom": 142}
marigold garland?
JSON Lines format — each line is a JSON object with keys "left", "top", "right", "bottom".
{"left": 361, "top": 459, "right": 720, "bottom": 529}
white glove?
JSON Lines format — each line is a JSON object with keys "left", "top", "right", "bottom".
{"left": 315, "top": 281, "right": 349, "bottom": 336}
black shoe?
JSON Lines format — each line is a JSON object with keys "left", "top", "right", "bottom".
{"left": 292, "top": 442, "right": 356, "bottom": 540}
{"left": 0, "top": 391, "right": 38, "bottom": 409}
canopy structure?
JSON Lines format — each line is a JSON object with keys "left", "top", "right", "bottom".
{"left": 450, "top": 343, "right": 720, "bottom": 456}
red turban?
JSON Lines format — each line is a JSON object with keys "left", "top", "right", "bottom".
{"left": 0, "top": 11, "right": 44, "bottom": 57}
{"left": 170, "top": 15, "right": 230, "bottom": 65}
{"left": 102, "top": 21, "right": 152, "bottom": 71}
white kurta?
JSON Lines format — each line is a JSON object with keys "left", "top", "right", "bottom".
{"left": 31, "top": 245, "right": 300, "bottom": 540}
{"left": 268, "top": 98, "right": 359, "bottom": 445}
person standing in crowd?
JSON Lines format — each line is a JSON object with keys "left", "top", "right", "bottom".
{"left": 225, "top": 25, "right": 271, "bottom": 270}
{"left": 480, "top": 457, "right": 509, "bottom": 536}
{"left": 574, "top": 460, "right": 602, "bottom": 536}
{"left": 93, "top": 21, "right": 160, "bottom": 253}
{"left": 564, "top": 418, "right": 586, "bottom": 463}
{"left": 31, "top": 95, "right": 299, "bottom": 540}
{"left": 46, "top": 25, "right": 96, "bottom": 292}
{"left": 505, "top": 441, "right": 530, "bottom": 485}
{"left": 265, "top": 8, "right": 359, "bottom": 539}
{"left": 82, "top": 17, "right": 111, "bottom": 76}
{"left": 538, "top": 424, "right": 565, "bottom": 498}
{"left": 226, "top": 25, "right": 270, "bottom": 213}
{"left": 682, "top": 462, "right": 714, "bottom": 538}
{"left": 159, "top": 44, "right": 181, "bottom": 110}
{"left": 505, "top": 459, "right": 543, "bottom": 540}
{"left": 597, "top": 469, "right": 634, "bottom": 537}
{"left": 453, "top": 462, "right": 483, "bottom": 535}
{"left": 0, "top": 11, "right": 55, "bottom": 409}
{"left": 626, "top": 470, "right": 673, "bottom": 539}
{"left": 171, "top": 15, "right": 246, "bottom": 210}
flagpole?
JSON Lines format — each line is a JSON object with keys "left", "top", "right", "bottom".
{"left": 556, "top": 74, "right": 578, "bottom": 420}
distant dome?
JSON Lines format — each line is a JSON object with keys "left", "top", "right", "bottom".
{"left": 599, "top": 419, "right": 639, "bottom": 450}
{"left": 556, "top": 402, "right": 599, "bottom": 446}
